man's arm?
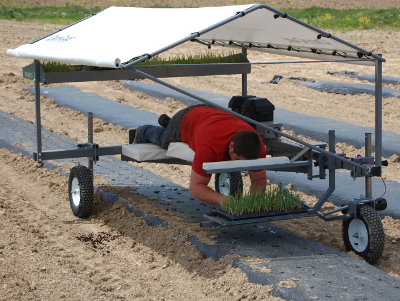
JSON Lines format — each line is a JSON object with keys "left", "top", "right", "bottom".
{"left": 189, "top": 169, "right": 226, "bottom": 206}
{"left": 189, "top": 169, "right": 266, "bottom": 205}
{"left": 248, "top": 169, "right": 267, "bottom": 192}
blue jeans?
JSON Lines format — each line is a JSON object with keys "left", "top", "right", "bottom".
{"left": 138, "top": 106, "right": 195, "bottom": 149}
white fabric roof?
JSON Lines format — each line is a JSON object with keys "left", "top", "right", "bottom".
{"left": 7, "top": 4, "right": 384, "bottom": 68}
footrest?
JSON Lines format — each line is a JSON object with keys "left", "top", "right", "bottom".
{"left": 202, "top": 156, "right": 290, "bottom": 174}
{"left": 122, "top": 143, "right": 170, "bottom": 161}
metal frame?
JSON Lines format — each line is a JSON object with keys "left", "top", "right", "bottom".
{"left": 27, "top": 4, "right": 386, "bottom": 228}
{"left": 29, "top": 54, "right": 384, "bottom": 227}
{"left": 24, "top": 54, "right": 251, "bottom": 84}
{"left": 123, "top": 66, "right": 383, "bottom": 227}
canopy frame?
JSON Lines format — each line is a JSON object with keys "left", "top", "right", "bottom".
{"left": 8, "top": 4, "right": 385, "bottom": 68}
{"left": 121, "top": 4, "right": 384, "bottom": 69}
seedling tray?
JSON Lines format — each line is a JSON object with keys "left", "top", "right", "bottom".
{"left": 212, "top": 206, "right": 310, "bottom": 221}
{"left": 22, "top": 56, "right": 250, "bottom": 84}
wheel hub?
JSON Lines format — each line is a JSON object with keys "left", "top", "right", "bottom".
{"left": 70, "top": 178, "right": 81, "bottom": 207}
{"left": 218, "top": 173, "right": 230, "bottom": 196}
{"left": 348, "top": 219, "right": 368, "bottom": 252}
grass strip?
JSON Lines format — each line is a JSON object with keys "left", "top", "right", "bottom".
{"left": 221, "top": 185, "right": 304, "bottom": 216}
{"left": 1, "top": 5, "right": 400, "bottom": 30}
{"left": 40, "top": 52, "right": 242, "bottom": 72}
{"left": 0, "top": 5, "right": 100, "bottom": 24}
{"left": 135, "top": 52, "right": 242, "bottom": 66}
{"left": 286, "top": 7, "right": 400, "bottom": 30}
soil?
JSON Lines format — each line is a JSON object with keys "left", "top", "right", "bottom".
{"left": 1, "top": 1, "right": 400, "bottom": 300}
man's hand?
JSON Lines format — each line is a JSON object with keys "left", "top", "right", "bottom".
{"left": 220, "top": 195, "right": 235, "bottom": 206}
{"left": 188, "top": 169, "right": 266, "bottom": 206}
{"left": 249, "top": 169, "right": 267, "bottom": 192}
{"left": 189, "top": 169, "right": 226, "bottom": 205}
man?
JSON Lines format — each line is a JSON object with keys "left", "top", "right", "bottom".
{"left": 132, "top": 105, "right": 267, "bottom": 206}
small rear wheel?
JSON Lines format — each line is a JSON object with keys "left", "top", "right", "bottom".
{"left": 342, "top": 204, "right": 385, "bottom": 264}
{"left": 215, "top": 172, "right": 243, "bottom": 197}
{"left": 68, "top": 165, "right": 94, "bottom": 218}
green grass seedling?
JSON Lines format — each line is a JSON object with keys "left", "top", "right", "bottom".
{"left": 126, "top": 51, "right": 242, "bottom": 66}
{"left": 40, "top": 52, "right": 242, "bottom": 72}
{"left": 221, "top": 185, "right": 304, "bottom": 216}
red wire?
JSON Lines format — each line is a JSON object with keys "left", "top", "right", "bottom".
{"left": 375, "top": 177, "right": 387, "bottom": 199}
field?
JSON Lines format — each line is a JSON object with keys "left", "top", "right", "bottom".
{"left": 1, "top": 1, "right": 400, "bottom": 300}
{"left": 3, "top": 0, "right": 400, "bottom": 9}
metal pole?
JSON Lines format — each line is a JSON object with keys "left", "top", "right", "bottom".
{"left": 88, "top": 112, "right": 94, "bottom": 174}
{"left": 375, "top": 56, "right": 383, "bottom": 175}
{"left": 88, "top": 112, "right": 93, "bottom": 144}
{"left": 242, "top": 46, "right": 248, "bottom": 96}
{"left": 136, "top": 58, "right": 374, "bottom": 69}
{"left": 365, "top": 133, "right": 372, "bottom": 199}
{"left": 313, "top": 130, "right": 336, "bottom": 212}
{"left": 328, "top": 130, "right": 336, "bottom": 192}
{"left": 34, "top": 60, "right": 42, "bottom": 163}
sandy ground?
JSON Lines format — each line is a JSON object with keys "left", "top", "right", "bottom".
{"left": 1, "top": 4, "right": 400, "bottom": 300}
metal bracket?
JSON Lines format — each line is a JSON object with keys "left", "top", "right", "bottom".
{"left": 258, "top": 123, "right": 282, "bottom": 139}
{"left": 77, "top": 142, "right": 99, "bottom": 162}
{"left": 318, "top": 205, "right": 349, "bottom": 221}
{"left": 346, "top": 197, "right": 375, "bottom": 219}
{"left": 290, "top": 146, "right": 310, "bottom": 163}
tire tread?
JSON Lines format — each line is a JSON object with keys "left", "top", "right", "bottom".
{"left": 215, "top": 172, "right": 243, "bottom": 196}
{"left": 342, "top": 204, "right": 385, "bottom": 264}
{"left": 68, "top": 165, "right": 93, "bottom": 218}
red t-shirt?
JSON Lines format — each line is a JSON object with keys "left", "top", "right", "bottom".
{"left": 180, "top": 106, "right": 267, "bottom": 177}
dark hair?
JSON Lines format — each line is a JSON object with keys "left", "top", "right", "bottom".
{"left": 231, "top": 130, "right": 261, "bottom": 159}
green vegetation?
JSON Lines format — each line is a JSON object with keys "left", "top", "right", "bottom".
{"left": 40, "top": 52, "right": 242, "bottom": 72}
{"left": 0, "top": 5, "right": 100, "bottom": 24}
{"left": 150, "top": 4, "right": 174, "bottom": 8}
{"left": 1, "top": 5, "right": 399, "bottom": 30}
{"left": 40, "top": 61, "right": 92, "bottom": 72}
{"left": 135, "top": 52, "right": 242, "bottom": 66}
{"left": 286, "top": 7, "right": 400, "bottom": 30}
{"left": 221, "top": 185, "right": 304, "bottom": 216}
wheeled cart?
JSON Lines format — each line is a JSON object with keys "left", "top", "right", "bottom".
{"left": 7, "top": 4, "right": 388, "bottom": 264}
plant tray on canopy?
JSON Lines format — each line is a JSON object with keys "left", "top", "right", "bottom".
{"left": 22, "top": 53, "right": 250, "bottom": 84}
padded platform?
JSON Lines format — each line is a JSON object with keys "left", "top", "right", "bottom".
{"left": 122, "top": 143, "right": 289, "bottom": 173}
{"left": 122, "top": 142, "right": 195, "bottom": 162}
{"left": 166, "top": 142, "right": 195, "bottom": 162}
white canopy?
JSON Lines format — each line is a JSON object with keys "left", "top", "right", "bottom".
{"left": 7, "top": 4, "right": 384, "bottom": 68}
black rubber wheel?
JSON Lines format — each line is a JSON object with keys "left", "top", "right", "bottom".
{"left": 68, "top": 165, "right": 94, "bottom": 218}
{"left": 342, "top": 204, "right": 385, "bottom": 264}
{"left": 215, "top": 172, "right": 243, "bottom": 197}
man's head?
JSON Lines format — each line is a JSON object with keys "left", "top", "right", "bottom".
{"left": 228, "top": 130, "right": 261, "bottom": 160}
